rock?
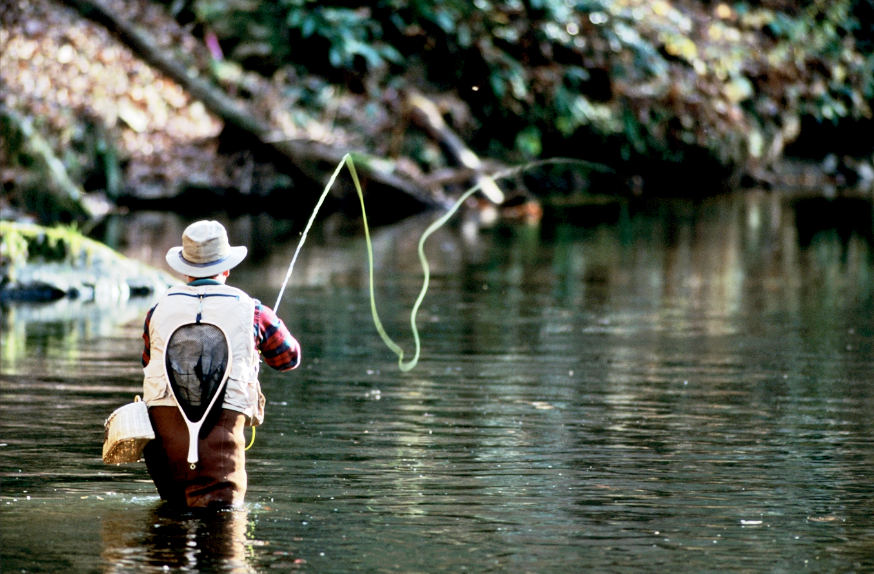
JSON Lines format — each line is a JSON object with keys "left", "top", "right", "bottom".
{"left": 0, "top": 221, "right": 180, "bottom": 303}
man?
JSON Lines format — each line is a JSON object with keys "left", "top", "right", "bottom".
{"left": 141, "top": 220, "right": 301, "bottom": 508}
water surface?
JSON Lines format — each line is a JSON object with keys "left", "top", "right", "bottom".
{"left": 2, "top": 191, "right": 874, "bottom": 573}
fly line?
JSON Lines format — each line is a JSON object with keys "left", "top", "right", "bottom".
{"left": 274, "top": 153, "right": 609, "bottom": 372}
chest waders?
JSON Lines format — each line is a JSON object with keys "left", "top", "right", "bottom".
{"left": 163, "top": 291, "right": 238, "bottom": 469}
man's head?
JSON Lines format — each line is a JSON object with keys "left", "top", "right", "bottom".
{"left": 166, "top": 220, "right": 247, "bottom": 279}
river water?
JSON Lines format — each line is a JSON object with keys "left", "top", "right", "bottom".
{"left": 2, "top": 191, "right": 874, "bottom": 573}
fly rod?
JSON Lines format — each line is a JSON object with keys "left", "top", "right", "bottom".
{"left": 273, "top": 154, "right": 610, "bottom": 372}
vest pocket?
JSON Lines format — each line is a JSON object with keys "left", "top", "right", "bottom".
{"left": 250, "top": 387, "right": 266, "bottom": 427}
{"left": 143, "top": 375, "right": 171, "bottom": 404}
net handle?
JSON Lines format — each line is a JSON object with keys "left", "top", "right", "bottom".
{"left": 162, "top": 321, "right": 234, "bottom": 469}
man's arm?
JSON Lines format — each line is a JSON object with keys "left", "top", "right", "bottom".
{"left": 255, "top": 303, "right": 301, "bottom": 371}
{"left": 142, "top": 305, "right": 157, "bottom": 367}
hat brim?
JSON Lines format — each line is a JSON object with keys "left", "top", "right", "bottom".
{"left": 165, "top": 246, "right": 248, "bottom": 277}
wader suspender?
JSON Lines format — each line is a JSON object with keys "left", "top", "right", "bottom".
{"left": 163, "top": 288, "right": 240, "bottom": 469}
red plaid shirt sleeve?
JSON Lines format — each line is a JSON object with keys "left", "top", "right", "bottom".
{"left": 142, "top": 305, "right": 156, "bottom": 367}
{"left": 254, "top": 303, "right": 301, "bottom": 371}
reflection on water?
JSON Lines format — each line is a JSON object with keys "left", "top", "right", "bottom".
{"left": 2, "top": 191, "right": 874, "bottom": 573}
{"left": 0, "top": 295, "right": 162, "bottom": 375}
{"left": 102, "top": 506, "right": 258, "bottom": 573}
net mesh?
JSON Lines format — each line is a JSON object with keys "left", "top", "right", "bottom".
{"left": 166, "top": 323, "right": 230, "bottom": 424}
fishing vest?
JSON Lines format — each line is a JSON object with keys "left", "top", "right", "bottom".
{"left": 143, "top": 283, "right": 265, "bottom": 426}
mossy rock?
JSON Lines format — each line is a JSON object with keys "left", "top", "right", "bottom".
{"left": 0, "top": 221, "right": 179, "bottom": 302}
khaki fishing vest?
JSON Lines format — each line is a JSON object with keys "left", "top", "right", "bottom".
{"left": 143, "top": 283, "right": 265, "bottom": 426}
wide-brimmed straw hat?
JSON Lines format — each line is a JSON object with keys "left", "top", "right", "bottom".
{"left": 165, "top": 220, "right": 247, "bottom": 277}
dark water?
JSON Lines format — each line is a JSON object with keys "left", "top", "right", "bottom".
{"left": 3, "top": 191, "right": 874, "bottom": 573}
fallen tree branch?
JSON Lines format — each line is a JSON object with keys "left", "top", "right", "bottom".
{"left": 59, "top": 0, "right": 444, "bottom": 207}
{"left": 1, "top": 104, "right": 96, "bottom": 220}
{"left": 269, "top": 138, "right": 452, "bottom": 208}
{"left": 406, "top": 91, "right": 506, "bottom": 205}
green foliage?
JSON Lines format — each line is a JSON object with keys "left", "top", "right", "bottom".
{"left": 515, "top": 126, "right": 542, "bottom": 158}
{"left": 0, "top": 221, "right": 95, "bottom": 284}
{"left": 164, "top": 0, "right": 874, "bottom": 177}
{"left": 0, "top": 221, "right": 89, "bottom": 267}
{"left": 190, "top": 0, "right": 403, "bottom": 71}
{"left": 286, "top": 5, "right": 402, "bottom": 69}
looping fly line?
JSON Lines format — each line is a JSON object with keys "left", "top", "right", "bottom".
{"left": 274, "top": 154, "right": 608, "bottom": 372}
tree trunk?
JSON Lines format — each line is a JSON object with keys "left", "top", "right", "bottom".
{"left": 59, "top": 0, "right": 447, "bottom": 207}
{"left": 406, "top": 91, "right": 505, "bottom": 204}
{"left": 1, "top": 105, "right": 97, "bottom": 220}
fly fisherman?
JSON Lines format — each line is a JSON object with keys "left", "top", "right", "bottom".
{"left": 141, "top": 220, "right": 301, "bottom": 508}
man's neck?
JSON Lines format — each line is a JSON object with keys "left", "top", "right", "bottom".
{"left": 187, "top": 278, "right": 223, "bottom": 286}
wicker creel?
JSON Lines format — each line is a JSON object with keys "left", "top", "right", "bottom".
{"left": 103, "top": 396, "right": 155, "bottom": 464}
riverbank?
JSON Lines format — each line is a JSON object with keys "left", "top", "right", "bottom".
{"left": 0, "top": 221, "right": 179, "bottom": 302}
{"left": 2, "top": 0, "right": 873, "bottom": 227}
